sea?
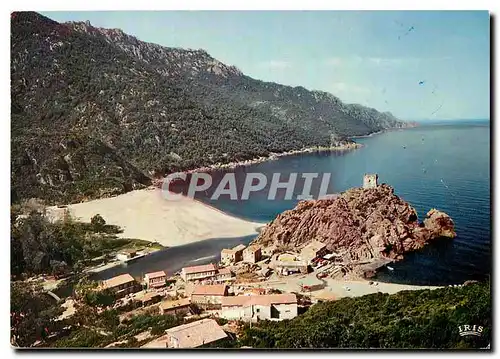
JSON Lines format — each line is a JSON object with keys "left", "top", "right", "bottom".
{"left": 90, "top": 119, "right": 491, "bottom": 286}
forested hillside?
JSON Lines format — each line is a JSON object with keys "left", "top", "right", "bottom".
{"left": 11, "top": 12, "right": 413, "bottom": 204}
{"left": 237, "top": 282, "right": 491, "bottom": 349}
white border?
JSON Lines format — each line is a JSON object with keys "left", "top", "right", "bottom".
{"left": 2, "top": 1, "right": 497, "bottom": 358}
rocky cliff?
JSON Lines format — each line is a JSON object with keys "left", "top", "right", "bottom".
{"left": 253, "top": 184, "right": 455, "bottom": 277}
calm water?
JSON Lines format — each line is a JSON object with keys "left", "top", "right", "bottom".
{"left": 93, "top": 120, "right": 491, "bottom": 286}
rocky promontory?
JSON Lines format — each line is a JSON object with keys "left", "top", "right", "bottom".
{"left": 253, "top": 183, "right": 456, "bottom": 278}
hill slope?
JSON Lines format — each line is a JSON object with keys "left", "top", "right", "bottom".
{"left": 11, "top": 12, "right": 413, "bottom": 204}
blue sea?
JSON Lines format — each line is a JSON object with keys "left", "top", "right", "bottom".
{"left": 92, "top": 119, "right": 491, "bottom": 286}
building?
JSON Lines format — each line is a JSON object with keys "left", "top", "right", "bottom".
{"left": 180, "top": 263, "right": 218, "bottom": 282}
{"left": 144, "top": 270, "right": 167, "bottom": 289}
{"left": 165, "top": 319, "right": 228, "bottom": 348}
{"left": 159, "top": 298, "right": 192, "bottom": 316}
{"left": 101, "top": 273, "right": 140, "bottom": 298}
{"left": 134, "top": 291, "right": 162, "bottom": 307}
{"left": 363, "top": 174, "right": 378, "bottom": 189}
{"left": 243, "top": 245, "right": 262, "bottom": 263}
{"left": 190, "top": 284, "right": 228, "bottom": 309}
{"left": 214, "top": 267, "right": 233, "bottom": 282}
{"left": 221, "top": 293, "right": 298, "bottom": 321}
{"left": 275, "top": 260, "right": 308, "bottom": 276}
{"left": 300, "top": 241, "right": 329, "bottom": 264}
{"left": 116, "top": 249, "right": 137, "bottom": 262}
{"left": 220, "top": 244, "right": 246, "bottom": 265}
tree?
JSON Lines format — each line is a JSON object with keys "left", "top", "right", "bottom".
{"left": 90, "top": 214, "right": 106, "bottom": 232}
{"left": 10, "top": 282, "right": 64, "bottom": 347}
{"left": 74, "top": 278, "right": 115, "bottom": 308}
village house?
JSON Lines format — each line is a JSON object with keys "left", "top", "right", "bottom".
{"left": 142, "top": 319, "right": 228, "bottom": 348}
{"left": 275, "top": 259, "right": 308, "bottom": 276}
{"left": 243, "top": 245, "right": 262, "bottom": 263}
{"left": 221, "top": 293, "right": 298, "bottom": 322}
{"left": 300, "top": 240, "right": 329, "bottom": 264}
{"left": 144, "top": 270, "right": 167, "bottom": 289}
{"left": 214, "top": 267, "right": 233, "bottom": 282}
{"left": 190, "top": 284, "right": 228, "bottom": 309}
{"left": 166, "top": 319, "right": 228, "bottom": 348}
{"left": 134, "top": 291, "right": 162, "bottom": 307}
{"left": 159, "top": 298, "right": 192, "bottom": 316}
{"left": 101, "top": 273, "right": 140, "bottom": 298}
{"left": 116, "top": 249, "right": 137, "bottom": 262}
{"left": 220, "top": 244, "right": 246, "bottom": 265}
{"left": 180, "top": 263, "right": 218, "bottom": 282}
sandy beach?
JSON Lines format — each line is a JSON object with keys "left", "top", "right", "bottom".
{"left": 47, "top": 189, "right": 264, "bottom": 247}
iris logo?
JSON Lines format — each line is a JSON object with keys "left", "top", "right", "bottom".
{"left": 458, "top": 325, "right": 484, "bottom": 337}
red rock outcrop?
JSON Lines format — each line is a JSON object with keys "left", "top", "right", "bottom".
{"left": 253, "top": 184, "right": 455, "bottom": 274}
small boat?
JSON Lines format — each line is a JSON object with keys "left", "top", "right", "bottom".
{"left": 387, "top": 266, "right": 394, "bottom": 271}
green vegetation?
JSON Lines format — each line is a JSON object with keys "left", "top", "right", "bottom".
{"left": 11, "top": 280, "right": 188, "bottom": 348}
{"left": 236, "top": 282, "right": 491, "bottom": 349}
{"left": 74, "top": 278, "right": 115, "bottom": 307}
{"left": 10, "top": 282, "right": 65, "bottom": 347}
{"left": 11, "top": 208, "right": 162, "bottom": 278}
{"left": 51, "top": 310, "right": 187, "bottom": 348}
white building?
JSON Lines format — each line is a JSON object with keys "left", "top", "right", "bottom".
{"left": 221, "top": 293, "right": 297, "bottom": 321}
{"left": 144, "top": 270, "right": 167, "bottom": 289}
{"left": 180, "top": 263, "right": 218, "bottom": 282}
{"left": 243, "top": 245, "right": 262, "bottom": 263}
{"left": 190, "top": 284, "right": 228, "bottom": 309}
{"left": 363, "top": 174, "right": 378, "bottom": 189}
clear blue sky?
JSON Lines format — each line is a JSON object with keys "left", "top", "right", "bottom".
{"left": 40, "top": 11, "right": 490, "bottom": 120}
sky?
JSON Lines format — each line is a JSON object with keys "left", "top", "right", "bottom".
{"left": 40, "top": 10, "right": 490, "bottom": 120}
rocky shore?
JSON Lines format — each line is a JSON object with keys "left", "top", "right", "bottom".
{"left": 252, "top": 183, "right": 456, "bottom": 278}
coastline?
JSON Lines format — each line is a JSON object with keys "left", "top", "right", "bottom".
{"left": 152, "top": 141, "right": 364, "bottom": 187}
{"left": 186, "top": 142, "right": 363, "bottom": 173}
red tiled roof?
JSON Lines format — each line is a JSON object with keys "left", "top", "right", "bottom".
{"left": 221, "top": 293, "right": 296, "bottom": 307}
{"left": 165, "top": 319, "right": 227, "bottom": 348}
{"left": 160, "top": 298, "right": 191, "bottom": 310}
{"left": 145, "top": 270, "right": 166, "bottom": 279}
{"left": 135, "top": 291, "right": 161, "bottom": 302}
{"left": 102, "top": 273, "right": 135, "bottom": 289}
{"left": 182, "top": 263, "right": 217, "bottom": 275}
{"left": 218, "top": 267, "right": 231, "bottom": 275}
{"left": 191, "top": 284, "right": 227, "bottom": 296}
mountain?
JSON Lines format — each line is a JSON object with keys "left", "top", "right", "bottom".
{"left": 11, "top": 12, "right": 414, "bottom": 204}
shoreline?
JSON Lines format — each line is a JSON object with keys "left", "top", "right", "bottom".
{"left": 152, "top": 142, "right": 364, "bottom": 187}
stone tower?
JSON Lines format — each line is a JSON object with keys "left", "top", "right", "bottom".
{"left": 363, "top": 174, "right": 378, "bottom": 189}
